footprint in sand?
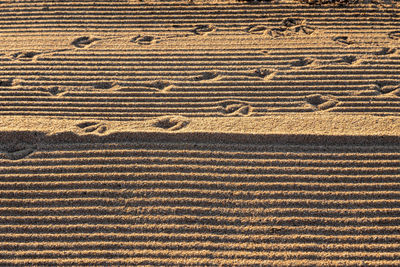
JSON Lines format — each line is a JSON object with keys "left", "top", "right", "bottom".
{"left": 290, "top": 57, "right": 314, "bottom": 67}
{"left": 267, "top": 27, "right": 287, "bottom": 38}
{"left": 1, "top": 142, "right": 36, "bottom": 160}
{"left": 252, "top": 68, "right": 276, "bottom": 80}
{"left": 149, "top": 80, "right": 173, "bottom": 92}
{"left": 305, "top": 94, "right": 338, "bottom": 111}
{"left": 11, "top": 51, "right": 41, "bottom": 61}
{"left": 333, "top": 36, "right": 354, "bottom": 45}
{"left": 388, "top": 31, "right": 400, "bottom": 40}
{"left": 282, "top": 18, "right": 315, "bottom": 35}
{"left": 92, "top": 81, "right": 119, "bottom": 90}
{"left": 218, "top": 100, "right": 253, "bottom": 116}
{"left": 131, "top": 35, "right": 157, "bottom": 45}
{"left": 71, "top": 36, "right": 100, "bottom": 48}
{"left": 340, "top": 55, "right": 358, "bottom": 64}
{"left": 192, "top": 24, "right": 215, "bottom": 35}
{"left": 76, "top": 121, "right": 107, "bottom": 134}
{"left": 152, "top": 116, "right": 190, "bottom": 131}
{"left": 374, "top": 47, "right": 397, "bottom": 56}
{"left": 246, "top": 25, "right": 268, "bottom": 34}
{"left": 377, "top": 83, "right": 400, "bottom": 96}
{"left": 0, "top": 78, "right": 16, "bottom": 87}
{"left": 39, "top": 86, "right": 67, "bottom": 96}
{"left": 192, "top": 71, "right": 220, "bottom": 81}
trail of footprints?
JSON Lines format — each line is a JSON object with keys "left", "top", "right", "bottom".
{"left": 2, "top": 18, "right": 400, "bottom": 117}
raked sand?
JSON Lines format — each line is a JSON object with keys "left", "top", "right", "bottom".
{"left": 1, "top": 0, "right": 400, "bottom": 266}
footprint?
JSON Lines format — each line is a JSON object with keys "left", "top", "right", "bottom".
{"left": 305, "top": 94, "right": 338, "bottom": 111}
{"left": 296, "top": 25, "right": 315, "bottom": 35}
{"left": 41, "top": 86, "right": 66, "bottom": 96}
{"left": 11, "top": 51, "right": 41, "bottom": 61}
{"left": 131, "top": 35, "right": 156, "bottom": 45}
{"left": 267, "top": 27, "right": 287, "bottom": 38}
{"left": 246, "top": 25, "right": 268, "bottom": 34}
{"left": 252, "top": 68, "right": 276, "bottom": 80}
{"left": 76, "top": 121, "right": 107, "bottom": 134}
{"left": 149, "top": 80, "right": 173, "bottom": 92}
{"left": 71, "top": 36, "right": 100, "bottom": 48}
{"left": 388, "top": 31, "right": 400, "bottom": 40}
{"left": 290, "top": 57, "right": 314, "bottom": 67}
{"left": 1, "top": 142, "right": 36, "bottom": 160}
{"left": 333, "top": 36, "right": 354, "bottom": 45}
{"left": 218, "top": 100, "right": 253, "bottom": 116}
{"left": 374, "top": 47, "right": 397, "bottom": 55}
{"left": 92, "top": 81, "right": 118, "bottom": 90}
{"left": 341, "top": 55, "right": 358, "bottom": 64}
{"left": 192, "top": 24, "right": 215, "bottom": 35}
{"left": 192, "top": 71, "right": 220, "bottom": 81}
{"left": 379, "top": 84, "right": 400, "bottom": 95}
{"left": 0, "top": 78, "right": 15, "bottom": 87}
{"left": 282, "top": 18, "right": 303, "bottom": 27}
{"left": 152, "top": 116, "right": 190, "bottom": 131}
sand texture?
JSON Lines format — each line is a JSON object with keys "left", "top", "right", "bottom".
{"left": 1, "top": 0, "right": 400, "bottom": 266}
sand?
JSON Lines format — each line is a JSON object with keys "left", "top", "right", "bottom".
{"left": 1, "top": 0, "right": 400, "bottom": 265}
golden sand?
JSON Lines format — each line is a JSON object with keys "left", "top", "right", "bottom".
{"left": 1, "top": 0, "right": 400, "bottom": 265}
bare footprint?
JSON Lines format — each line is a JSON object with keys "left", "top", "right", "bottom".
{"left": 388, "top": 31, "right": 400, "bottom": 40}
{"left": 191, "top": 71, "right": 220, "bottom": 81}
{"left": 71, "top": 36, "right": 100, "bottom": 48}
{"left": 333, "top": 36, "right": 354, "bottom": 45}
{"left": 38, "top": 86, "right": 67, "bottom": 96}
{"left": 305, "top": 94, "right": 338, "bottom": 111}
{"left": 76, "top": 121, "right": 107, "bottom": 134}
{"left": 152, "top": 116, "right": 190, "bottom": 131}
{"left": 374, "top": 47, "right": 397, "bottom": 55}
{"left": 218, "top": 100, "right": 253, "bottom": 116}
{"left": 252, "top": 68, "right": 276, "bottom": 80}
{"left": 192, "top": 24, "right": 215, "bottom": 35}
{"left": 11, "top": 51, "right": 41, "bottom": 61}
{"left": 246, "top": 25, "right": 268, "bottom": 34}
{"left": 290, "top": 57, "right": 314, "bottom": 67}
{"left": 131, "top": 35, "right": 156, "bottom": 45}
{"left": 1, "top": 142, "right": 36, "bottom": 160}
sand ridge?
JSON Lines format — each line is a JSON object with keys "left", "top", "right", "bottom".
{"left": 1, "top": 0, "right": 400, "bottom": 265}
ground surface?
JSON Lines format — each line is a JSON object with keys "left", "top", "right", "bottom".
{"left": 1, "top": 0, "right": 400, "bottom": 266}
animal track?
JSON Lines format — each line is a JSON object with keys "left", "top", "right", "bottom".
{"left": 333, "top": 36, "right": 354, "bottom": 45}
{"left": 0, "top": 78, "right": 15, "bottom": 87}
{"left": 282, "top": 18, "right": 303, "bottom": 27}
{"left": 152, "top": 116, "right": 190, "bottom": 131}
{"left": 11, "top": 51, "right": 41, "bottom": 61}
{"left": 388, "top": 31, "right": 400, "bottom": 40}
{"left": 131, "top": 35, "right": 156, "bottom": 45}
{"left": 378, "top": 83, "right": 400, "bottom": 96}
{"left": 93, "top": 81, "right": 118, "bottom": 90}
{"left": 76, "top": 121, "right": 107, "bottom": 134}
{"left": 252, "top": 68, "right": 276, "bottom": 80}
{"left": 192, "top": 24, "right": 215, "bottom": 35}
{"left": 71, "top": 36, "right": 100, "bottom": 48}
{"left": 192, "top": 71, "right": 220, "bottom": 81}
{"left": 1, "top": 142, "right": 36, "bottom": 160}
{"left": 290, "top": 57, "right": 314, "bottom": 67}
{"left": 374, "top": 47, "right": 396, "bottom": 56}
{"left": 305, "top": 94, "right": 338, "bottom": 111}
{"left": 267, "top": 27, "right": 287, "bottom": 38}
{"left": 246, "top": 25, "right": 268, "bottom": 34}
{"left": 218, "top": 100, "right": 253, "bottom": 116}
{"left": 341, "top": 55, "right": 358, "bottom": 64}
{"left": 149, "top": 80, "right": 173, "bottom": 91}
